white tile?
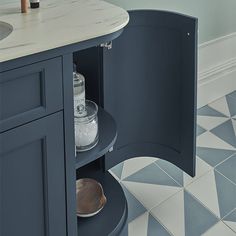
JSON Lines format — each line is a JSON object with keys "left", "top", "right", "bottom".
{"left": 197, "top": 131, "right": 235, "bottom": 150}
{"left": 122, "top": 181, "right": 181, "bottom": 210}
{"left": 223, "top": 221, "right": 236, "bottom": 233}
{"left": 209, "top": 97, "right": 231, "bottom": 117}
{"left": 197, "top": 116, "right": 229, "bottom": 130}
{"left": 121, "top": 157, "right": 157, "bottom": 180}
{"left": 128, "top": 212, "right": 148, "bottom": 236}
{"left": 202, "top": 221, "right": 236, "bottom": 236}
{"left": 151, "top": 190, "right": 185, "bottom": 236}
{"left": 186, "top": 171, "right": 221, "bottom": 218}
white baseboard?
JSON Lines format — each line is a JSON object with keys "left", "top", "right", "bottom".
{"left": 197, "top": 33, "right": 236, "bottom": 108}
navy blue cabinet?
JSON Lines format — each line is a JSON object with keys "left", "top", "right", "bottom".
{"left": 102, "top": 10, "right": 197, "bottom": 176}
{"left": 0, "top": 112, "right": 67, "bottom": 236}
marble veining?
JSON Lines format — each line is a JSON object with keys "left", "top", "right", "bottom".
{"left": 0, "top": 0, "right": 129, "bottom": 62}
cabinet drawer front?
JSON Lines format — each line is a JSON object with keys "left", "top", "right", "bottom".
{"left": 0, "top": 57, "right": 63, "bottom": 132}
{"left": 0, "top": 112, "right": 66, "bottom": 236}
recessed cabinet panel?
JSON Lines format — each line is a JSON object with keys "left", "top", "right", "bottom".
{"left": 103, "top": 10, "right": 197, "bottom": 176}
{"left": 0, "top": 57, "right": 63, "bottom": 132}
{"left": 0, "top": 112, "right": 66, "bottom": 236}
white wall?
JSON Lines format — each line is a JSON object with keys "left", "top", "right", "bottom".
{"left": 198, "top": 33, "right": 236, "bottom": 107}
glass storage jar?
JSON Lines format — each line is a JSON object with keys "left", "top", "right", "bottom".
{"left": 75, "top": 100, "right": 99, "bottom": 152}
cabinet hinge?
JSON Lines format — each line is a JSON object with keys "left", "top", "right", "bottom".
{"left": 100, "top": 41, "right": 112, "bottom": 50}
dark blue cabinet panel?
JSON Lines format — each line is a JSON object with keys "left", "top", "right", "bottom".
{"left": 0, "top": 57, "right": 63, "bottom": 133}
{"left": 0, "top": 112, "right": 67, "bottom": 236}
{"left": 103, "top": 10, "right": 197, "bottom": 176}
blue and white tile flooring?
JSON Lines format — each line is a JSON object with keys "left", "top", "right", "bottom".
{"left": 109, "top": 91, "right": 236, "bottom": 236}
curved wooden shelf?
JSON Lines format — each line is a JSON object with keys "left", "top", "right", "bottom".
{"left": 75, "top": 107, "right": 117, "bottom": 169}
{"left": 77, "top": 166, "right": 128, "bottom": 236}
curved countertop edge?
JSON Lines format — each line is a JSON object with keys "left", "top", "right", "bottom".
{"left": 0, "top": 0, "right": 129, "bottom": 63}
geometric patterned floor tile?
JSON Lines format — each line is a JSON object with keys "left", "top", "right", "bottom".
{"left": 148, "top": 214, "right": 171, "bottom": 236}
{"left": 196, "top": 147, "right": 235, "bottom": 167}
{"left": 186, "top": 170, "right": 236, "bottom": 219}
{"left": 209, "top": 96, "right": 231, "bottom": 117}
{"left": 128, "top": 212, "right": 149, "bottom": 236}
{"left": 202, "top": 221, "right": 236, "bottom": 236}
{"left": 123, "top": 163, "right": 180, "bottom": 187}
{"left": 197, "top": 131, "right": 235, "bottom": 150}
{"left": 197, "top": 105, "right": 227, "bottom": 117}
{"left": 197, "top": 124, "right": 207, "bottom": 136}
{"left": 228, "top": 91, "right": 236, "bottom": 99}
{"left": 121, "top": 183, "right": 146, "bottom": 223}
{"left": 122, "top": 180, "right": 181, "bottom": 211}
{"left": 223, "top": 209, "right": 236, "bottom": 233}
{"left": 121, "top": 157, "right": 157, "bottom": 180}
{"left": 211, "top": 120, "right": 236, "bottom": 148}
{"left": 215, "top": 154, "right": 236, "bottom": 185}
{"left": 197, "top": 116, "right": 229, "bottom": 131}
{"left": 226, "top": 95, "right": 236, "bottom": 117}
{"left": 128, "top": 212, "right": 171, "bottom": 236}
{"left": 151, "top": 190, "right": 218, "bottom": 236}
{"left": 155, "top": 156, "right": 212, "bottom": 187}
{"left": 110, "top": 162, "right": 124, "bottom": 180}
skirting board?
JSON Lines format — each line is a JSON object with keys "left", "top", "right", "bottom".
{"left": 197, "top": 32, "right": 236, "bottom": 108}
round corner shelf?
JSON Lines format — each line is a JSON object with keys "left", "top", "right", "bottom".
{"left": 75, "top": 107, "right": 117, "bottom": 169}
{"left": 77, "top": 169, "right": 128, "bottom": 236}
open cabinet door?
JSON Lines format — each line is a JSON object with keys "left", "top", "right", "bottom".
{"left": 102, "top": 10, "right": 198, "bottom": 176}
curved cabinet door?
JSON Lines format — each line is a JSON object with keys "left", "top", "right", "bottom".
{"left": 103, "top": 10, "right": 198, "bottom": 176}
{"left": 0, "top": 112, "right": 66, "bottom": 236}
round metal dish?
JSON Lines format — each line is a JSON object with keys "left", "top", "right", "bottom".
{"left": 76, "top": 178, "right": 107, "bottom": 217}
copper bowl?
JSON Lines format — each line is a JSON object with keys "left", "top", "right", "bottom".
{"left": 76, "top": 178, "right": 107, "bottom": 217}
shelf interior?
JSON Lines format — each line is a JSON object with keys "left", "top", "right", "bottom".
{"left": 76, "top": 165, "right": 128, "bottom": 236}
{"left": 75, "top": 107, "right": 117, "bottom": 169}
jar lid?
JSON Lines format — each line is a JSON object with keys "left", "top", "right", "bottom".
{"left": 75, "top": 100, "right": 98, "bottom": 123}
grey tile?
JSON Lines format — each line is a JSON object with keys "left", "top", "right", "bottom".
{"left": 226, "top": 95, "right": 236, "bottom": 117}
{"left": 148, "top": 214, "right": 171, "bottom": 236}
{"left": 198, "top": 105, "right": 227, "bottom": 117}
{"left": 110, "top": 162, "right": 124, "bottom": 179}
{"left": 155, "top": 159, "right": 183, "bottom": 186}
{"left": 197, "top": 125, "right": 207, "bottom": 136}
{"left": 228, "top": 91, "right": 236, "bottom": 99}
{"left": 224, "top": 209, "right": 236, "bottom": 222}
{"left": 216, "top": 154, "right": 236, "bottom": 184}
{"left": 211, "top": 120, "right": 236, "bottom": 148}
{"left": 184, "top": 191, "right": 218, "bottom": 236}
{"left": 196, "top": 147, "right": 235, "bottom": 167}
{"left": 121, "top": 183, "right": 146, "bottom": 223}
{"left": 124, "top": 163, "right": 180, "bottom": 187}
{"left": 215, "top": 170, "right": 236, "bottom": 218}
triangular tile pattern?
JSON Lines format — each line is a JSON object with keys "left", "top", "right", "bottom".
{"left": 211, "top": 119, "right": 236, "bottom": 148}
{"left": 155, "top": 156, "right": 212, "bottom": 187}
{"left": 122, "top": 180, "right": 181, "bottom": 210}
{"left": 197, "top": 131, "right": 235, "bottom": 150}
{"left": 123, "top": 163, "right": 180, "bottom": 187}
{"left": 128, "top": 212, "right": 149, "bottom": 236}
{"left": 121, "top": 157, "right": 157, "bottom": 180}
{"left": 186, "top": 170, "right": 236, "bottom": 219}
{"left": 121, "top": 183, "right": 146, "bottom": 223}
{"left": 226, "top": 95, "right": 236, "bottom": 117}
{"left": 128, "top": 212, "right": 171, "bottom": 236}
{"left": 202, "top": 221, "right": 236, "bottom": 236}
{"left": 196, "top": 147, "right": 235, "bottom": 167}
{"left": 197, "top": 124, "right": 207, "bottom": 136}
{"left": 223, "top": 209, "right": 236, "bottom": 233}
{"left": 151, "top": 190, "right": 218, "bottom": 236}
{"left": 109, "top": 92, "right": 236, "bottom": 236}
{"left": 215, "top": 154, "right": 236, "bottom": 185}
{"left": 148, "top": 214, "right": 171, "bottom": 236}
{"left": 209, "top": 96, "right": 231, "bottom": 117}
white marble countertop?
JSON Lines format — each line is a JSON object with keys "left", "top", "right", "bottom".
{"left": 0, "top": 0, "right": 129, "bottom": 63}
